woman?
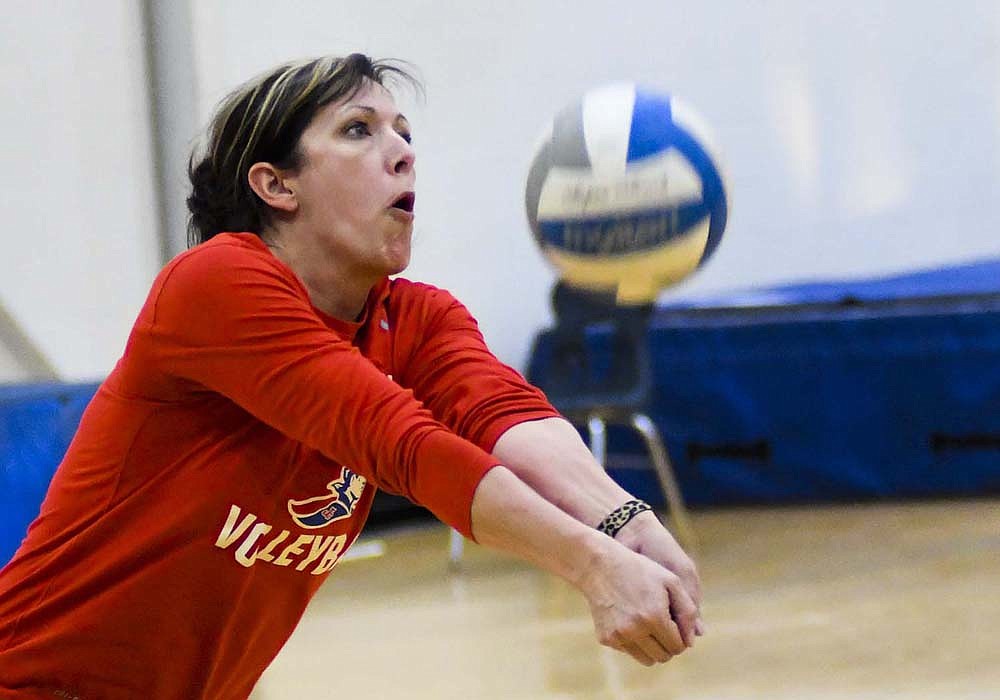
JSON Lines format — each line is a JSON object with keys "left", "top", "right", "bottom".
{"left": 0, "top": 54, "right": 702, "bottom": 699}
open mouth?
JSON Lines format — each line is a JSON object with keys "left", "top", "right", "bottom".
{"left": 390, "top": 192, "right": 415, "bottom": 213}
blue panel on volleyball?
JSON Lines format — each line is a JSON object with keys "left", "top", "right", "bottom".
{"left": 627, "top": 88, "right": 728, "bottom": 260}
{"left": 0, "top": 383, "right": 99, "bottom": 566}
{"left": 528, "top": 259, "right": 1000, "bottom": 506}
{"left": 626, "top": 91, "right": 673, "bottom": 161}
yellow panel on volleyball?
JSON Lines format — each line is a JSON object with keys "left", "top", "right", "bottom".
{"left": 543, "top": 217, "right": 710, "bottom": 304}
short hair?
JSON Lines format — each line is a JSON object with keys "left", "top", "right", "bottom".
{"left": 186, "top": 53, "right": 418, "bottom": 246}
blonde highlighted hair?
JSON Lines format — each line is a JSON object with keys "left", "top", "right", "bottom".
{"left": 187, "top": 54, "right": 418, "bottom": 245}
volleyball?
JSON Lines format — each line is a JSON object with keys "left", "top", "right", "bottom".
{"left": 525, "top": 84, "right": 729, "bottom": 304}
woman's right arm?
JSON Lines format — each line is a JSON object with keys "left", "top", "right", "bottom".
{"left": 135, "top": 241, "right": 495, "bottom": 537}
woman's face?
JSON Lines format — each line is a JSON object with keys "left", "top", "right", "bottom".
{"left": 286, "top": 80, "right": 416, "bottom": 280}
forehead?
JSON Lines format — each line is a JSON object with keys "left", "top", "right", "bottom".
{"left": 328, "top": 80, "right": 405, "bottom": 121}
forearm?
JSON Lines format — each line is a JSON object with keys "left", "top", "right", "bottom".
{"left": 469, "top": 465, "right": 614, "bottom": 588}
{"left": 492, "top": 416, "right": 640, "bottom": 527}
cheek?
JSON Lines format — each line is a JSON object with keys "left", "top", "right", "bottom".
{"left": 303, "top": 152, "right": 379, "bottom": 217}
{"left": 339, "top": 174, "right": 382, "bottom": 219}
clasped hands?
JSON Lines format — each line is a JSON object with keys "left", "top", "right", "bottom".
{"left": 578, "top": 511, "right": 703, "bottom": 666}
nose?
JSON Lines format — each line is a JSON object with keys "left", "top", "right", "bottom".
{"left": 389, "top": 133, "right": 415, "bottom": 176}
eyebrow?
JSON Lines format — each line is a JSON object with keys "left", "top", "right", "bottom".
{"left": 340, "top": 105, "right": 409, "bottom": 126}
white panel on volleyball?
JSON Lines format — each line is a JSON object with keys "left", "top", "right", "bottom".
{"left": 668, "top": 97, "right": 725, "bottom": 168}
{"left": 668, "top": 96, "right": 732, "bottom": 204}
{"left": 581, "top": 83, "right": 636, "bottom": 176}
{"left": 535, "top": 150, "right": 703, "bottom": 221}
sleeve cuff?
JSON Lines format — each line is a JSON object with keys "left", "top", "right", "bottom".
{"left": 411, "top": 431, "right": 502, "bottom": 540}
{"left": 477, "top": 409, "right": 562, "bottom": 454}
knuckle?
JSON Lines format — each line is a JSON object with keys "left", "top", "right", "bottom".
{"left": 598, "top": 630, "right": 619, "bottom": 648}
{"left": 622, "top": 622, "right": 643, "bottom": 640}
{"left": 641, "top": 610, "right": 667, "bottom": 632}
{"left": 653, "top": 648, "right": 673, "bottom": 663}
{"left": 639, "top": 609, "right": 665, "bottom": 628}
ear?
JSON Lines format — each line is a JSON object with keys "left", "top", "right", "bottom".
{"left": 247, "top": 162, "right": 298, "bottom": 214}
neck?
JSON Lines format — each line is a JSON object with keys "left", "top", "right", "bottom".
{"left": 262, "top": 229, "right": 374, "bottom": 322}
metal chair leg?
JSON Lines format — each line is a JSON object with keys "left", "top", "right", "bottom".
{"left": 448, "top": 527, "right": 464, "bottom": 566}
{"left": 630, "top": 413, "right": 698, "bottom": 550}
{"left": 587, "top": 414, "right": 607, "bottom": 466}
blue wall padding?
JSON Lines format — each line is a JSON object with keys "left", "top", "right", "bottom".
{"left": 662, "top": 257, "right": 1000, "bottom": 308}
{"left": 530, "top": 293, "right": 1000, "bottom": 508}
{"left": 0, "top": 383, "right": 99, "bottom": 565}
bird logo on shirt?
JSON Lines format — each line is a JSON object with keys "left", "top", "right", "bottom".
{"left": 287, "top": 467, "right": 367, "bottom": 529}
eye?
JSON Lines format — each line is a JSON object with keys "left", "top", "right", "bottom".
{"left": 344, "top": 121, "right": 371, "bottom": 138}
{"left": 397, "top": 130, "right": 413, "bottom": 144}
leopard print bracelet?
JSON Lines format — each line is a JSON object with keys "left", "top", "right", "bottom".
{"left": 596, "top": 499, "right": 652, "bottom": 538}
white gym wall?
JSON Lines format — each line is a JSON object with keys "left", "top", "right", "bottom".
{"left": 3, "top": 0, "right": 999, "bottom": 381}
{"left": 0, "top": 1, "right": 160, "bottom": 381}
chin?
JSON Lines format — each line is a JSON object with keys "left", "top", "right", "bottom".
{"left": 384, "top": 246, "right": 411, "bottom": 276}
{"left": 387, "top": 259, "right": 410, "bottom": 276}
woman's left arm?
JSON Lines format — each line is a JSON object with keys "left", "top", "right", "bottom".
{"left": 492, "top": 416, "right": 704, "bottom": 638}
{"left": 397, "top": 284, "right": 703, "bottom": 634}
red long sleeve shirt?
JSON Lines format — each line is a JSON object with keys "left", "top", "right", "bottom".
{"left": 0, "top": 233, "right": 558, "bottom": 699}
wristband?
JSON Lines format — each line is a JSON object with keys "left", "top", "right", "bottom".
{"left": 595, "top": 499, "right": 652, "bottom": 538}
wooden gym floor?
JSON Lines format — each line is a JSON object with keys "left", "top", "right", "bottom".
{"left": 253, "top": 498, "right": 999, "bottom": 699}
